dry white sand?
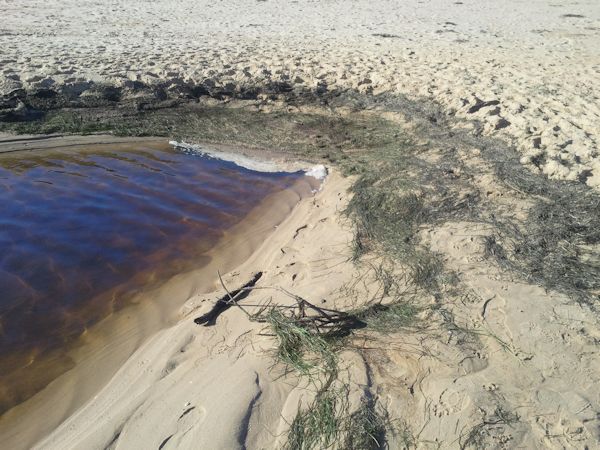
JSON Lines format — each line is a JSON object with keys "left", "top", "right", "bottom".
{"left": 1, "top": 0, "right": 600, "bottom": 187}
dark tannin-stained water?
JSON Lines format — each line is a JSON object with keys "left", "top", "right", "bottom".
{"left": 0, "top": 142, "right": 303, "bottom": 413}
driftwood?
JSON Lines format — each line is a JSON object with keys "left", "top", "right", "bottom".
{"left": 194, "top": 272, "right": 263, "bottom": 326}
{"left": 248, "top": 285, "right": 367, "bottom": 337}
{"left": 194, "top": 271, "right": 366, "bottom": 337}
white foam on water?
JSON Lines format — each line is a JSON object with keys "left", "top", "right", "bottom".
{"left": 169, "top": 141, "right": 328, "bottom": 180}
{"left": 304, "top": 164, "right": 328, "bottom": 180}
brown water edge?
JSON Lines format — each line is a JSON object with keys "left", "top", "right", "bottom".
{"left": 0, "top": 137, "right": 284, "bottom": 412}
{"left": 0, "top": 137, "right": 320, "bottom": 449}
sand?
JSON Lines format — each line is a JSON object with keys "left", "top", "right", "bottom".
{"left": 2, "top": 1, "right": 600, "bottom": 448}
{"left": 1, "top": 0, "right": 600, "bottom": 187}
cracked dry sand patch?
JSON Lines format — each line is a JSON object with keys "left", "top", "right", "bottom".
{"left": 1, "top": 0, "right": 600, "bottom": 187}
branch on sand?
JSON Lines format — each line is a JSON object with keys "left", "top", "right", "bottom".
{"left": 194, "top": 271, "right": 367, "bottom": 338}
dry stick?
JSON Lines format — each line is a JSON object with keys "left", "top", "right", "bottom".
{"left": 241, "top": 286, "right": 339, "bottom": 321}
{"left": 218, "top": 270, "right": 253, "bottom": 319}
{"left": 293, "top": 224, "right": 308, "bottom": 239}
{"left": 218, "top": 270, "right": 233, "bottom": 300}
{"left": 238, "top": 285, "right": 343, "bottom": 316}
{"left": 237, "top": 285, "right": 366, "bottom": 336}
{"left": 198, "top": 275, "right": 365, "bottom": 335}
{"left": 194, "top": 272, "right": 263, "bottom": 325}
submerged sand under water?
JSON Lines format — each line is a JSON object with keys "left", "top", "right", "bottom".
{"left": 0, "top": 140, "right": 308, "bottom": 416}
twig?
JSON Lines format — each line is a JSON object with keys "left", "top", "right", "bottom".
{"left": 194, "top": 272, "right": 263, "bottom": 326}
{"left": 293, "top": 224, "right": 308, "bottom": 239}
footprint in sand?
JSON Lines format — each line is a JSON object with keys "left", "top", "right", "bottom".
{"left": 433, "top": 388, "right": 469, "bottom": 417}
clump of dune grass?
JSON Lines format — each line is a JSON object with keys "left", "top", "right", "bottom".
{"left": 342, "top": 399, "right": 391, "bottom": 450}
{"left": 340, "top": 126, "right": 479, "bottom": 299}
{"left": 266, "top": 309, "right": 338, "bottom": 376}
{"left": 285, "top": 389, "right": 343, "bottom": 450}
{"left": 357, "top": 302, "right": 421, "bottom": 333}
{"left": 285, "top": 392, "right": 393, "bottom": 450}
{"left": 475, "top": 126, "right": 600, "bottom": 304}
{"left": 484, "top": 186, "right": 600, "bottom": 303}
{"left": 262, "top": 292, "right": 406, "bottom": 449}
{"left": 330, "top": 90, "right": 600, "bottom": 305}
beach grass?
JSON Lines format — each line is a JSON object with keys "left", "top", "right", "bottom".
{"left": 284, "top": 388, "right": 342, "bottom": 450}
{"left": 284, "top": 390, "right": 392, "bottom": 450}
{"left": 266, "top": 309, "right": 338, "bottom": 377}
{"left": 356, "top": 301, "right": 421, "bottom": 333}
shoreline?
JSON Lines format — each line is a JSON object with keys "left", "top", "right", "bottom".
{"left": 0, "top": 135, "right": 323, "bottom": 448}
{"left": 32, "top": 166, "right": 356, "bottom": 450}
{"left": 0, "top": 93, "right": 598, "bottom": 447}
{"left": 1, "top": 0, "right": 599, "bottom": 188}
{"left": 1, "top": 0, "right": 600, "bottom": 443}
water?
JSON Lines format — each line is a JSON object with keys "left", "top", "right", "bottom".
{"left": 0, "top": 141, "right": 303, "bottom": 412}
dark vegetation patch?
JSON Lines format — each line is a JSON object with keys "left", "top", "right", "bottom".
{"left": 328, "top": 91, "right": 600, "bottom": 305}
{"left": 266, "top": 308, "right": 340, "bottom": 377}
{"left": 372, "top": 33, "right": 401, "bottom": 39}
{"left": 285, "top": 392, "right": 394, "bottom": 450}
